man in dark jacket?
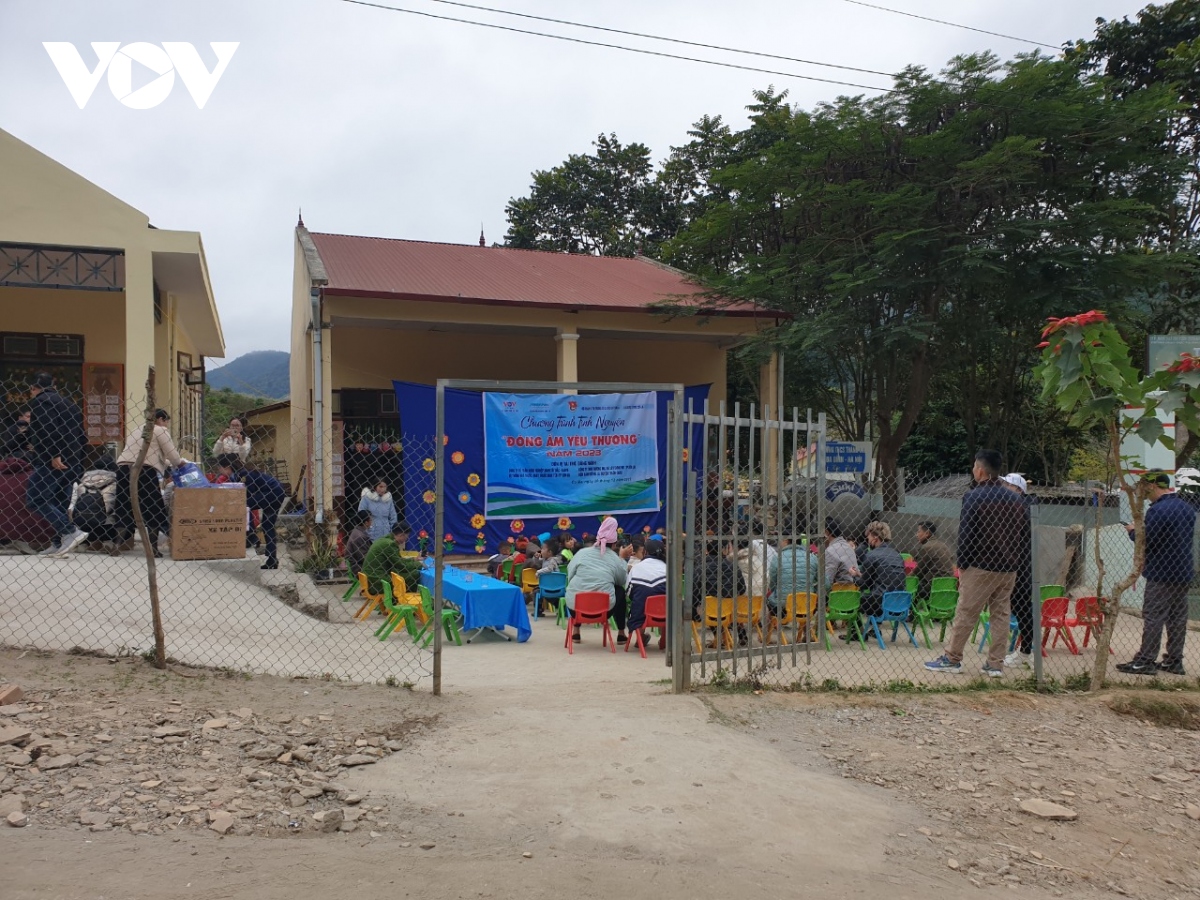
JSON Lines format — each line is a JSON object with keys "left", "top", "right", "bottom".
{"left": 2, "top": 407, "right": 32, "bottom": 460}
{"left": 25, "top": 372, "right": 88, "bottom": 556}
{"left": 1118, "top": 471, "right": 1197, "bottom": 676}
{"left": 926, "top": 449, "right": 1027, "bottom": 676}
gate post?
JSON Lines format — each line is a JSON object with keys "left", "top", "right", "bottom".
{"left": 670, "top": 388, "right": 689, "bottom": 693}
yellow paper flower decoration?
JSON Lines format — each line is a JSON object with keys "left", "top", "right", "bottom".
{"left": 451, "top": 451, "right": 465, "bottom": 465}
{"left": 470, "top": 514, "right": 486, "bottom": 529}
{"left": 422, "top": 458, "right": 435, "bottom": 472}
{"left": 466, "top": 473, "right": 480, "bottom": 487}
{"left": 422, "top": 490, "right": 435, "bottom": 504}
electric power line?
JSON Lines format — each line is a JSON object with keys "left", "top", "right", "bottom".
{"left": 413, "top": 0, "right": 906, "bottom": 83}
{"left": 836, "top": 0, "right": 1060, "bottom": 51}
{"left": 338, "top": 0, "right": 898, "bottom": 95}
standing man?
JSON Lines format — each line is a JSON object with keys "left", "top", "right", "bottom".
{"left": 25, "top": 372, "right": 88, "bottom": 556}
{"left": 912, "top": 521, "right": 954, "bottom": 599}
{"left": 925, "top": 450, "right": 1028, "bottom": 676}
{"left": 1117, "top": 471, "right": 1196, "bottom": 676}
{"left": 1000, "top": 474, "right": 1037, "bottom": 669}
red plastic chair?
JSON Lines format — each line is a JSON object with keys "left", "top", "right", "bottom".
{"left": 627, "top": 594, "right": 667, "bottom": 658}
{"left": 565, "top": 592, "right": 616, "bottom": 655}
{"left": 1066, "top": 596, "right": 1112, "bottom": 653}
{"left": 1040, "top": 596, "right": 1079, "bottom": 656}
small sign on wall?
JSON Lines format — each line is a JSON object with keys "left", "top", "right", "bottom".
{"left": 82, "top": 363, "right": 124, "bottom": 445}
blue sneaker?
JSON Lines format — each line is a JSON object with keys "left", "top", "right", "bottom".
{"left": 924, "top": 655, "right": 962, "bottom": 674}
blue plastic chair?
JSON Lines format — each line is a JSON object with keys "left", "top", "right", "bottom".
{"left": 976, "top": 614, "right": 1020, "bottom": 653}
{"left": 534, "top": 571, "right": 567, "bottom": 619}
{"left": 865, "top": 591, "right": 919, "bottom": 650}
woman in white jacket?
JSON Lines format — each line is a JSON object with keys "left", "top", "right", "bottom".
{"left": 734, "top": 537, "right": 777, "bottom": 600}
{"left": 212, "top": 415, "right": 251, "bottom": 461}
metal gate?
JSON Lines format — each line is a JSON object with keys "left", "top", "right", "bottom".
{"left": 679, "top": 402, "right": 828, "bottom": 691}
{"left": 432, "top": 379, "right": 686, "bottom": 695}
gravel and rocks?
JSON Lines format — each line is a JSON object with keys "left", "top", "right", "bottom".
{"left": 0, "top": 666, "right": 437, "bottom": 839}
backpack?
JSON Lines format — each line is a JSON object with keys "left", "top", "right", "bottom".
{"left": 73, "top": 486, "right": 108, "bottom": 532}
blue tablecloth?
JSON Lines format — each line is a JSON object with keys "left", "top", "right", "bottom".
{"left": 419, "top": 561, "right": 532, "bottom": 642}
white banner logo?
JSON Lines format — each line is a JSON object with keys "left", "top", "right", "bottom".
{"left": 43, "top": 42, "right": 239, "bottom": 109}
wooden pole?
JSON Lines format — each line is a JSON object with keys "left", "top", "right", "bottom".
{"left": 130, "top": 366, "right": 167, "bottom": 668}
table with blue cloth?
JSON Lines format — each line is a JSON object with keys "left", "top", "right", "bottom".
{"left": 419, "top": 560, "right": 532, "bottom": 643}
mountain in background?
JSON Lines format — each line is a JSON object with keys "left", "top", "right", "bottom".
{"left": 206, "top": 350, "right": 290, "bottom": 400}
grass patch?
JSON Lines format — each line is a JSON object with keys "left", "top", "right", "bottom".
{"left": 1106, "top": 693, "right": 1200, "bottom": 730}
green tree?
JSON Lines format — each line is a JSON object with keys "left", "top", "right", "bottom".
{"left": 504, "top": 133, "right": 678, "bottom": 256}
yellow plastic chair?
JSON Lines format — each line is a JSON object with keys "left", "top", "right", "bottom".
{"left": 732, "top": 595, "right": 765, "bottom": 644}
{"left": 389, "top": 572, "right": 427, "bottom": 624}
{"left": 520, "top": 567, "right": 540, "bottom": 601}
{"left": 691, "top": 596, "right": 734, "bottom": 651}
{"left": 354, "top": 572, "right": 386, "bottom": 621}
{"left": 766, "top": 592, "right": 820, "bottom": 645}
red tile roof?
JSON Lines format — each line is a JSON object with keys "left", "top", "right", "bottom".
{"left": 308, "top": 232, "right": 769, "bottom": 317}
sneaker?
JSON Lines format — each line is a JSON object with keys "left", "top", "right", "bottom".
{"left": 11, "top": 540, "right": 35, "bottom": 555}
{"left": 1115, "top": 660, "right": 1158, "bottom": 675}
{"left": 1158, "top": 660, "right": 1186, "bottom": 676}
{"left": 54, "top": 529, "right": 89, "bottom": 557}
{"left": 981, "top": 664, "right": 1004, "bottom": 678}
{"left": 1003, "top": 650, "right": 1032, "bottom": 669}
{"left": 38, "top": 540, "right": 63, "bottom": 556}
{"left": 924, "top": 655, "right": 962, "bottom": 674}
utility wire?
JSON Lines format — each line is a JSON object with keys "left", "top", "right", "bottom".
{"left": 407, "top": 0, "right": 905, "bottom": 83}
{"left": 338, "top": 0, "right": 898, "bottom": 94}
{"left": 836, "top": 0, "right": 1060, "bottom": 51}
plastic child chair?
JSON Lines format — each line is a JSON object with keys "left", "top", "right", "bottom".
{"left": 905, "top": 575, "right": 920, "bottom": 597}
{"left": 976, "top": 613, "right": 1019, "bottom": 654}
{"left": 1066, "top": 596, "right": 1110, "bottom": 652}
{"left": 691, "top": 596, "right": 734, "bottom": 652}
{"left": 374, "top": 578, "right": 421, "bottom": 641}
{"left": 914, "top": 589, "right": 958, "bottom": 649}
{"left": 520, "top": 567, "right": 540, "bottom": 601}
{"left": 354, "top": 572, "right": 386, "bottom": 621}
{"left": 500, "top": 559, "right": 516, "bottom": 584}
{"left": 732, "top": 595, "right": 765, "bottom": 645}
{"left": 766, "top": 592, "right": 819, "bottom": 645}
{"left": 865, "top": 591, "right": 919, "bottom": 650}
{"left": 565, "top": 592, "right": 615, "bottom": 655}
{"left": 389, "top": 572, "right": 426, "bottom": 621}
{"left": 1040, "top": 584, "right": 1064, "bottom": 602}
{"left": 535, "top": 571, "right": 567, "bottom": 620}
{"left": 824, "top": 589, "right": 866, "bottom": 650}
{"left": 414, "top": 584, "right": 463, "bottom": 648}
{"left": 342, "top": 567, "right": 361, "bottom": 601}
{"left": 627, "top": 594, "right": 667, "bottom": 658}
{"left": 1040, "top": 596, "right": 1079, "bottom": 656}
{"left": 930, "top": 576, "right": 958, "bottom": 593}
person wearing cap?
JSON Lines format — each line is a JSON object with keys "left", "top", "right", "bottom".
{"left": 1117, "top": 471, "right": 1196, "bottom": 676}
{"left": 998, "top": 474, "right": 1038, "bottom": 668}
{"left": 115, "top": 408, "right": 184, "bottom": 558}
{"left": 25, "top": 371, "right": 88, "bottom": 556}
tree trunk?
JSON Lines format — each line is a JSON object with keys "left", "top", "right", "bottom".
{"left": 130, "top": 367, "right": 167, "bottom": 669}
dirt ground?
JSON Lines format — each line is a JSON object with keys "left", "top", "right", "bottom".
{"left": 1, "top": 648, "right": 1198, "bottom": 899}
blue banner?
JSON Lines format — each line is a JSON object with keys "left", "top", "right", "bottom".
{"left": 483, "top": 392, "right": 659, "bottom": 518}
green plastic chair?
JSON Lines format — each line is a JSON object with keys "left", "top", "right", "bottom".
{"left": 373, "top": 579, "right": 421, "bottom": 641}
{"left": 930, "top": 576, "right": 958, "bottom": 593}
{"left": 824, "top": 589, "right": 866, "bottom": 650}
{"left": 342, "top": 567, "right": 361, "bottom": 601}
{"left": 1040, "top": 584, "right": 1064, "bottom": 601}
{"left": 499, "top": 559, "right": 516, "bottom": 584}
{"left": 414, "top": 584, "right": 463, "bottom": 648}
{"left": 914, "top": 589, "right": 958, "bottom": 649}
{"left": 905, "top": 574, "right": 919, "bottom": 596}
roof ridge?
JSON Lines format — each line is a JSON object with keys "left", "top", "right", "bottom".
{"left": 308, "top": 230, "right": 664, "bottom": 264}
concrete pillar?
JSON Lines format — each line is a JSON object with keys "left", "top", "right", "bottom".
{"left": 124, "top": 247, "right": 156, "bottom": 434}
{"left": 556, "top": 330, "right": 579, "bottom": 394}
{"left": 759, "top": 350, "right": 783, "bottom": 497}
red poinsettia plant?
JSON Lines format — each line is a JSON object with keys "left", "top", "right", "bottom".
{"left": 1035, "top": 310, "right": 1200, "bottom": 688}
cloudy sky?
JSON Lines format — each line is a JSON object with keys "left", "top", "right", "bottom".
{"left": 4, "top": 0, "right": 1142, "bottom": 363}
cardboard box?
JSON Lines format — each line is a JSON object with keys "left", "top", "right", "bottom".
{"left": 171, "top": 485, "right": 247, "bottom": 561}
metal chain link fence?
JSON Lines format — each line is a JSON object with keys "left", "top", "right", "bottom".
{"left": 681, "top": 405, "right": 1200, "bottom": 691}
{"left": 0, "top": 376, "right": 434, "bottom": 685}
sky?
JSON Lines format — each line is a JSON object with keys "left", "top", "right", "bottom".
{"left": 3, "top": 0, "right": 1145, "bottom": 364}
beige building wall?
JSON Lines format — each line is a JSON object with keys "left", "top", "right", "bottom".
{"left": 0, "top": 128, "right": 224, "bottom": 443}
